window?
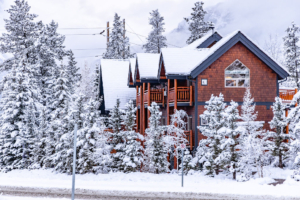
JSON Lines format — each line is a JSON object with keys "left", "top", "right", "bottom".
{"left": 225, "top": 60, "right": 250, "bottom": 87}
{"left": 201, "top": 79, "right": 208, "bottom": 86}
{"left": 200, "top": 117, "right": 208, "bottom": 126}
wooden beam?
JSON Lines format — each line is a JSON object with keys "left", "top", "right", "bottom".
{"left": 190, "top": 85, "right": 193, "bottom": 106}
{"left": 136, "top": 86, "right": 139, "bottom": 132}
{"left": 162, "top": 88, "right": 165, "bottom": 107}
{"left": 167, "top": 79, "right": 170, "bottom": 125}
{"left": 142, "top": 83, "right": 146, "bottom": 134}
{"left": 148, "top": 82, "right": 151, "bottom": 128}
{"left": 140, "top": 86, "right": 143, "bottom": 136}
{"left": 106, "top": 22, "right": 109, "bottom": 46}
{"left": 174, "top": 79, "right": 178, "bottom": 111}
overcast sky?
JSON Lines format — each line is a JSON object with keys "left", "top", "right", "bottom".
{"left": 0, "top": 0, "right": 299, "bottom": 69}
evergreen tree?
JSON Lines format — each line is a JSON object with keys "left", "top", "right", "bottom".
{"left": 44, "top": 67, "right": 70, "bottom": 168}
{"left": 103, "top": 13, "right": 133, "bottom": 59}
{"left": 283, "top": 22, "right": 300, "bottom": 90}
{"left": 109, "top": 99, "right": 126, "bottom": 172}
{"left": 180, "top": 149, "right": 193, "bottom": 175}
{"left": 221, "top": 101, "right": 242, "bottom": 180}
{"left": 143, "top": 9, "right": 167, "bottom": 53}
{"left": 66, "top": 50, "right": 81, "bottom": 95}
{"left": 77, "top": 99, "right": 100, "bottom": 174}
{"left": 196, "top": 94, "right": 226, "bottom": 177}
{"left": 143, "top": 102, "right": 169, "bottom": 174}
{"left": 184, "top": 1, "right": 211, "bottom": 44}
{"left": 93, "top": 63, "right": 100, "bottom": 101}
{"left": 266, "top": 97, "right": 289, "bottom": 168}
{"left": 122, "top": 100, "right": 144, "bottom": 173}
{"left": 31, "top": 106, "right": 48, "bottom": 169}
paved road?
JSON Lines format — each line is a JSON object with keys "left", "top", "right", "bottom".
{"left": 0, "top": 185, "right": 299, "bottom": 200}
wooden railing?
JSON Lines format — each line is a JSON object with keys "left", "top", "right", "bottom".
{"left": 169, "top": 86, "right": 193, "bottom": 105}
{"left": 143, "top": 89, "right": 164, "bottom": 105}
{"left": 279, "top": 88, "right": 297, "bottom": 102}
{"left": 184, "top": 130, "right": 193, "bottom": 150}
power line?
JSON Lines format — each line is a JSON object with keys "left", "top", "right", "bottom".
{"left": 72, "top": 48, "right": 106, "bottom": 50}
{"left": 125, "top": 22, "right": 144, "bottom": 43}
{"left": 75, "top": 55, "right": 102, "bottom": 58}
{"left": 58, "top": 27, "right": 106, "bottom": 30}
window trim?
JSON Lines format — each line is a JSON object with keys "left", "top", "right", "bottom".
{"left": 200, "top": 117, "right": 208, "bottom": 126}
{"left": 225, "top": 59, "right": 250, "bottom": 88}
{"left": 201, "top": 78, "right": 208, "bottom": 86}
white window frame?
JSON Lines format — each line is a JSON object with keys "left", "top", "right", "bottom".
{"left": 200, "top": 117, "right": 208, "bottom": 126}
{"left": 225, "top": 59, "right": 250, "bottom": 88}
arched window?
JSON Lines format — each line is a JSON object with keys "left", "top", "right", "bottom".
{"left": 225, "top": 60, "right": 250, "bottom": 87}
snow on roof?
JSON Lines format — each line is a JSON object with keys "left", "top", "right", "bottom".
{"left": 129, "top": 58, "right": 136, "bottom": 82}
{"left": 136, "top": 53, "right": 160, "bottom": 79}
{"left": 101, "top": 59, "right": 136, "bottom": 110}
{"left": 183, "top": 32, "right": 215, "bottom": 50}
{"left": 163, "top": 30, "right": 287, "bottom": 76}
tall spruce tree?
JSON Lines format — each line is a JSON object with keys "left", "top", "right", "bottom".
{"left": 122, "top": 100, "right": 144, "bottom": 173}
{"left": 66, "top": 50, "right": 81, "bottom": 95}
{"left": 103, "top": 13, "right": 133, "bottom": 59}
{"left": 221, "top": 101, "right": 242, "bottom": 180}
{"left": 143, "top": 9, "right": 167, "bottom": 53}
{"left": 283, "top": 22, "right": 300, "bottom": 90}
{"left": 184, "top": 1, "right": 211, "bottom": 44}
{"left": 196, "top": 94, "right": 226, "bottom": 177}
{"left": 109, "top": 99, "right": 126, "bottom": 172}
{"left": 266, "top": 97, "right": 289, "bottom": 168}
{"left": 143, "top": 102, "right": 169, "bottom": 174}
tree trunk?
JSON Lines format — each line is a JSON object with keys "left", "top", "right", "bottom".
{"left": 279, "top": 151, "right": 283, "bottom": 169}
{"left": 215, "top": 165, "right": 219, "bottom": 175}
{"left": 233, "top": 164, "right": 236, "bottom": 180}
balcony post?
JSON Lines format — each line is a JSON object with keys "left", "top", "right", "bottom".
{"left": 167, "top": 79, "right": 170, "bottom": 125}
{"left": 148, "top": 82, "right": 151, "bottom": 128}
{"left": 162, "top": 88, "right": 165, "bottom": 107}
{"left": 190, "top": 85, "right": 193, "bottom": 106}
{"left": 142, "top": 83, "right": 146, "bottom": 135}
{"left": 136, "top": 86, "right": 139, "bottom": 132}
{"left": 174, "top": 79, "right": 178, "bottom": 111}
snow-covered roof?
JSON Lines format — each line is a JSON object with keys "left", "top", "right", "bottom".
{"left": 183, "top": 32, "right": 215, "bottom": 50}
{"left": 136, "top": 53, "right": 160, "bottom": 79}
{"left": 162, "top": 30, "right": 288, "bottom": 78}
{"left": 101, "top": 59, "right": 136, "bottom": 110}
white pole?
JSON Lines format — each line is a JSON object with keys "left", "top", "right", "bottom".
{"left": 181, "top": 149, "right": 184, "bottom": 187}
{"left": 71, "top": 124, "right": 78, "bottom": 200}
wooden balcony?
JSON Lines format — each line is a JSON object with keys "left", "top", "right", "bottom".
{"left": 184, "top": 130, "right": 193, "bottom": 150}
{"left": 137, "top": 89, "right": 165, "bottom": 107}
{"left": 279, "top": 88, "right": 297, "bottom": 104}
{"left": 169, "top": 86, "right": 193, "bottom": 106}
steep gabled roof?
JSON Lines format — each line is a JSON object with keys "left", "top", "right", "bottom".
{"left": 100, "top": 59, "right": 136, "bottom": 111}
{"left": 190, "top": 31, "right": 288, "bottom": 79}
{"left": 136, "top": 53, "right": 160, "bottom": 80}
{"left": 160, "top": 30, "right": 289, "bottom": 80}
{"left": 183, "top": 31, "right": 222, "bottom": 49}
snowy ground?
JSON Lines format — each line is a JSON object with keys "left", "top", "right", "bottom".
{"left": 0, "top": 167, "right": 299, "bottom": 199}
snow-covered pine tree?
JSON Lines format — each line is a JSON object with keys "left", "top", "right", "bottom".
{"left": 31, "top": 106, "right": 48, "bottom": 169}
{"left": 76, "top": 99, "right": 100, "bottom": 174}
{"left": 142, "top": 9, "right": 167, "bottom": 53}
{"left": 196, "top": 94, "right": 226, "bottom": 177}
{"left": 180, "top": 149, "right": 193, "bottom": 175}
{"left": 93, "top": 63, "right": 100, "bottom": 101}
{"left": 109, "top": 99, "right": 126, "bottom": 172}
{"left": 266, "top": 97, "right": 289, "bottom": 168}
{"left": 184, "top": 1, "right": 211, "bottom": 44}
{"left": 221, "top": 101, "right": 242, "bottom": 180}
{"left": 103, "top": 13, "right": 133, "bottom": 59}
{"left": 37, "top": 20, "right": 66, "bottom": 106}
{"left": 143, "top": 102, "right": 169, "bottom": 174}
{"left": 283, "top": 22, "right": 300, "bottom": 89}
{"left": 78, "top": 61, "right": 94, "bottom": 102}
{"left": 66, "top": 50, "right": 81, "bottom": 95}
{"left": 93, "top": 118, "right": 112, "bottom": 174}
{"left": 165, "top": 109, "right": 189, "bottom": 167}
{"left": 44, "top": 67, "right": 70, "bottom": 168}
{"left": 122, "top": 100, "right": 144, "bottom": 173}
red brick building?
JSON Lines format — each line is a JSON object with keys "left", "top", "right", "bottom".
{"left": 126, "top": 30, "right": 289, "bottom": 169}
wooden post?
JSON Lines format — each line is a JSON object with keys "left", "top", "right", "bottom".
{"left": 136, "top": 86, "right": 139, "bottom": 132}
{"left": 189, "top": 85, "right": 193, "bottom": 106}
{"left": 162, "top": 88, "right": 165, "bottom": 107}
{"left": 148, "top": 83, "right": 151, "bottom": 128}
{"left": 174, "top": 79, "right": 178, "bottom": 111}
{"left": 167, "top": 79, "right": 170, "bottom": 125}
{"left": 106, "top": 22, "right": 109, "bottom": 47}
{"left": 142, "top": 83, "right": 146, "bottom": 134}
{"left": 286, "top": 108, "right": 289, "bottom": 135}
{"left": 296, "top": 88, "right": 298, "bottom": 107}
{"left": 140, "top": 85, "right": 143, "bottom": 136}
{"left": 190, "top": 130, "right": 193, "bottom": 151}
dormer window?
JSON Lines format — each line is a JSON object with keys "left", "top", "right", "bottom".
{"left": 225, "top": 60, "right": 250, "bottom": 87}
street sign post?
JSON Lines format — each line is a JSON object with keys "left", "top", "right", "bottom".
{"left": 180, "top": 144, "right": 186, "bottom": 187}
{"left": 72, "top": 124, "right": 78, "bottom": 200}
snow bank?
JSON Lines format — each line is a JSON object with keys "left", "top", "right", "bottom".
{"left": 0, "top": 168, "right": 299, "bottom": 198}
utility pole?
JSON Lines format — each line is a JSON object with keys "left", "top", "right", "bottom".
{"left": 106, "top": 21, "right": 109, "bottom": 47}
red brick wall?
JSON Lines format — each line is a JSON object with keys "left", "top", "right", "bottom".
{"left": 197, "top": 42, "right": 277, "bottom": 102}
